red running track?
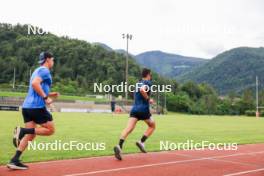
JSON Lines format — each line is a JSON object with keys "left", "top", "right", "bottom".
{"left": 1, "top": 143, "right": 264, "bottom": 176}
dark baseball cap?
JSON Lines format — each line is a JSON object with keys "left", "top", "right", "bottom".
{"left": 38, "top": 52, "right": 54, "bottom": 64}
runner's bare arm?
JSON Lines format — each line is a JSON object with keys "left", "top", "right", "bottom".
{"left": 31, "top": 76, "right": 46, "bottom": 98}
{"left": 32, "top": 76, "right": 53, "bottom": 105}
{"left": 140, "top": 86, "right": 154, "bottom": 104}
{"left": 48, "top": 92, "right": 60, "bottom": 98}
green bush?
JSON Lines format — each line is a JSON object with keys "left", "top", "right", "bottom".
{"left": 245, "top": 110, "right": 264, "bottom": 117}
{"left": 166, "top": 92, "right": 191, "bottom": 112}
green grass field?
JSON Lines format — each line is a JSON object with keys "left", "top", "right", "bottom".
{"left": 0, "top": 111, "right": 264, "bottom": 165}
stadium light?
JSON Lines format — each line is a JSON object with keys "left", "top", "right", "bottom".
{"left": 122, "top": 33, "right": 133, "bottom": 102}
{"left": 12, "top": 68, "right": 16, "bottom": 89}
{"left": 256, "top": 76, "right": 259, "bottom": 118}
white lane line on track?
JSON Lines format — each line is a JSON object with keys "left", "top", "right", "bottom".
{"left": 64, "top": 150, "right": 264, "bottom": 176}
{"left": 223, "top": 168, "right": 264, "bottom": 176}
{"left": 165, "top": 151, "right": 264, "bottom": 167}
{"left": 0, "top": 151, "right": 168, "bottom": 167}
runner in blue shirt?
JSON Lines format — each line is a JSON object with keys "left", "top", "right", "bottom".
{"left": 7, "top": 52, "right": 60, "bottom": 170}
{"left": 114, "top": 68, "right": 156, "bottom": 160}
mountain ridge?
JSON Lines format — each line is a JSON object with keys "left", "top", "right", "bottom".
{"left": 134, "top": 50, "right": 208, "bottom": 77}
{"left": 177, "top": 46, "right": 264, "bottom": 94}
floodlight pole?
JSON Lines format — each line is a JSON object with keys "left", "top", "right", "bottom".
{"left": 164, "top": 92, "right": 167, "bottom": 113}
{"left": 122, "top": 33, "right": 132, "bottom": 102}
{"left": 256, "top": 76, "right": 259, "bottom": 118}
{"left": 12, "top": 68, "right": 16, "bottom": 89}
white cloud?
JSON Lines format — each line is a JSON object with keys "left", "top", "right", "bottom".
{"left": 0, "top": 0, "right": 263, "bottom": 58}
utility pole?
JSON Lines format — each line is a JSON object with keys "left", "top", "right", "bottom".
{"left": 122, "top": 33, "right": 132, "bottom": 102}
{"left": 29, "top": 69, "right": 32, "bottom": 85}
{"left": 12, "top": 68, "right": 16, "bottom": 89}
{"left": 256, "top": 76, "right": 259, "bottom": 118}
{"left": 164, "top": 92, "right": 167, "bottom": 114}
{"left": 157, "top": 91, "right": 159, "bottom": 114}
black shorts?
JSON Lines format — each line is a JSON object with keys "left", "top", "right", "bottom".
{"left": 129, "top": 111, "right": 151, "bottom": 120}
{"left": 22, "top": 108, "right": 53, "bottom": 124}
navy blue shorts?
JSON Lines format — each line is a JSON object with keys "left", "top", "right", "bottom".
{"left": 22, "top": 108, "right": 53, "bottom": 124}
{"left": 129, "top": 111, "right": 151, "bottom": 120}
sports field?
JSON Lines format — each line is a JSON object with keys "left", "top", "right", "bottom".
{"left": 0, "top": 111, "right": 264, "bottom": 165}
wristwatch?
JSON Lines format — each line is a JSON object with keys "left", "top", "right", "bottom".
{"left": 43, "top": 96, "right": 48, "bottom": 100}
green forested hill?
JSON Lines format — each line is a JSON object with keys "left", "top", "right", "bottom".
{"left": 135, "top": 51, "right": 207, "bottom": 78}
{"left": 0, "top": 23, "right": 169, "bottom": 95}
{"left": 177, "top": 47, "right": 264, "bottom": 94}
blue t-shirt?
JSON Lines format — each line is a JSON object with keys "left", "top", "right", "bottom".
{"left": 131, "top": 80, "right": 152, "bottom": 113}
{"left": 22, "top": 66, "right": 52, "bottom": 109}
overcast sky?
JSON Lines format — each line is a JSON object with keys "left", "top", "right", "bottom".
{"left": 1, "top": 0, "right": 264, "bottom": 58}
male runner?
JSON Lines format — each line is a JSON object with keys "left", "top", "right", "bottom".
{"left": 114, "top": 68, "right": 156, "bottom": 160}
{"left": 7, "top": 52, "right": 59, "bottom": 170}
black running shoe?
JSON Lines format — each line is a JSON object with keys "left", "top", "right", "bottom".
{"left": 13, "top": 126, "right": 23, "bottom": 148}
{"left": 7, "top": 160, "right": 28, "bottom": 170}
{"left": 113, "top": 145, "right": 122, "bottom": 160}
{"left": 136, "top": 141, "right": 147, "bottom": 153}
